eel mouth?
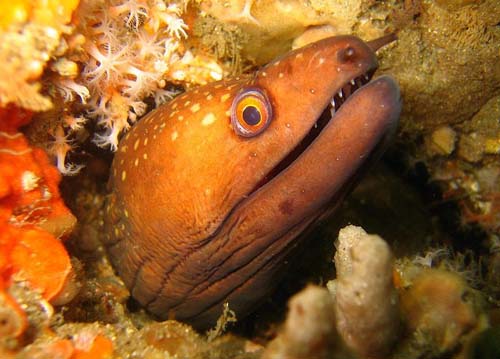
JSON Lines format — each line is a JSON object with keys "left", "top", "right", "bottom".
{"left": 251, "top": 68, "right": 377, "bottom": 194}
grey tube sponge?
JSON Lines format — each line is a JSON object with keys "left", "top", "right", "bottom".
{"left": 262, "top": 285, "right": 349, "bottom": 359}
{"left": 332, "top": 225, "right": 400, "bottom": 358}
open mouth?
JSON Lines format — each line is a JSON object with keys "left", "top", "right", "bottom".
{"left": 250, "top": 68, "right": 377, "bottom": 194}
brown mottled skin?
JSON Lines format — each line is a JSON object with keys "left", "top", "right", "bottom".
{"left": 103, "top": 35, "right": 401, "bottom": 329}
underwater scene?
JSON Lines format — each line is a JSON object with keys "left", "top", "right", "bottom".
{"left": 0, "top": 0, "right": 499, "bottom": 358}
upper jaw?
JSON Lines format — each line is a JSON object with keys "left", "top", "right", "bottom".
{"left": 328, "top": 67, "right": 377, "bottom": 117}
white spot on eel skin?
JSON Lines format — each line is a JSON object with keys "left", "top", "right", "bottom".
{"left": 279, "top": 73, "right": 284, "bottom": 78}
{"left": 121, "top": 170, "right": 127, "bottom": 181}
{"left": 201, "top": 113, "right": 216, "bottom": 126}
{"left": 133, "top": 139, "right": 140, "bottom": 150}
{"left": 190, "top": 103, "right": 201, "bottom": 113}
{"left": 171, "top": 130, "right": 178, "bottom": 141}
{"left": 206, "top": 94, "right": 213, "bottom": 100}
{"left": 178, "top": 115, "right": 184, "bottom": 121}
{"left": 221, "top": 93, "right": 230, "bottom": 102}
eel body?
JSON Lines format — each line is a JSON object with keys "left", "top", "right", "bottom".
{"left": 103, "top": 35, "right": 402, "bottom": 329}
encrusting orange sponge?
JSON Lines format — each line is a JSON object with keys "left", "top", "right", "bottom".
{"left": 0, "top": 105, "right": 77, "bottom": 339}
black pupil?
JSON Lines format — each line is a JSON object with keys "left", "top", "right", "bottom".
{"left": 242, "top": 106, "right": 261, "bottom": 126}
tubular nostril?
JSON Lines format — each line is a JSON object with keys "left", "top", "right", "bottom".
{"left": 337, "top": 46, "right": 356, "bottom": 63}
{"left": 366, "top": 33, "right": 397, "bottom": 52}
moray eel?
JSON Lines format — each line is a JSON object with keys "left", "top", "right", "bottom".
{"left": 103, "top": 35, "right": 402, "bottom": 329}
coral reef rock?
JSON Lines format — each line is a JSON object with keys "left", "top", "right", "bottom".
{"left": 399, "top": 269, "right": 487, "bottom": 356}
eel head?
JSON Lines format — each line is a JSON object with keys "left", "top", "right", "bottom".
{"left": 104, "top": 35, "right": 401, "bottom": 329}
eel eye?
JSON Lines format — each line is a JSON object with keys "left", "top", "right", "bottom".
{"left": 231, "top": 88, "right": 272, "bottom": 137}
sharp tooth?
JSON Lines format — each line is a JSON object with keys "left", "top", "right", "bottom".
{"left": 351, "top": 79, "right": 355, "bottom": 86}
{"left": 331, "top": 98, "right": 336, "bottom": 107}
{"left": 314, "top": 122, "right": 318, "bottom": 128}
{"left": 330, "top": 107, "right": 335, "bottom": 117}
{"left": 338, "top": 90, "right": 343, "bottom": 98}
{"left": 364, "top": 74, "right": 369, "bottom": 81}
